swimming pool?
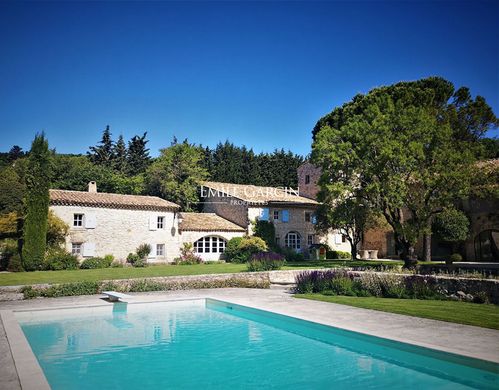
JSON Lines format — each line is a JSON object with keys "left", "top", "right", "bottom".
{"left": 16, "top": 299, "right": 498, "bottom": 389}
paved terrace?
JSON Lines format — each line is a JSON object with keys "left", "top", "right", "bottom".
{"left": 1, "top": 288, "right": 498, "bottom": 389}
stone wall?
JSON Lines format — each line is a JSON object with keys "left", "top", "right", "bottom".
{"left": 202, "top": 194, "right": 249, "bottom": 230}
{"left": 50, "top": 205, "right": 181, "bottom": 262}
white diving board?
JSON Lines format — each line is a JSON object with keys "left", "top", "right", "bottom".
{"left": 102, "top": 291, "right": 132, "bottom": 302}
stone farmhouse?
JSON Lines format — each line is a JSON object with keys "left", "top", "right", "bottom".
{"left": 49, "top": 182, "right": 245, "bottom": 263}
{"left": 49, "top": 176, "right": 351, "bottom": 263}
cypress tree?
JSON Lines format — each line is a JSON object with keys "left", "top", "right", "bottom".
{"left": 113, "top": 134, "right": 128, "bottom": 173}
{"left": 127, "top": 132, "right": 151, "bottom": 174}
{"left": 22, "top": 133, "right": 51, "bottom": 271}
{"left": 88, "top": 125, "right": 115, "bottom": 165}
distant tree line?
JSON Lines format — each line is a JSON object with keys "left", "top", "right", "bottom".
{"left": 0, "top": 126, "right": 304, "bottom": 216}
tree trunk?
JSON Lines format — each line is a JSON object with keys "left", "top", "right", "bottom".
{"left": 351, "top": 243, "right": 358, "bottom": 261}
{"left": 423, "top": 234, "right": 431, "bottom": 262}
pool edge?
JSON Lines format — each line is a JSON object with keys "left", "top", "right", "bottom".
{"left": 0, "top": 310, "right": 50, "bottom": 390}
{"left": 206, "top": 297, "right": 499, "bottom": 374}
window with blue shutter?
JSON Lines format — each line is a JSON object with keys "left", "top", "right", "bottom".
{"left": 260, "top": 208, "right": 269, "bottom": 221}
{"left": 311, "top": 214, "right": 317, "bottom": 224}
{"left": 282, "top": 210, "right": 289, "bottom": 222}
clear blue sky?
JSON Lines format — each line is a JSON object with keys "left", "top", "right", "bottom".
{"left": 0, "top": 1, "right": 497, "bottom": 157}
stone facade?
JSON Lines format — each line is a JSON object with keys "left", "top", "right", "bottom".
{"left": 202, "top": 193, "right": 249, "bottom": 230}
{"left": 461, "top": 198, "right": 499, "bottom": 261}
{"left": 51, "top": 205, "right": 182, "bottom": 263}
{"left": 201, "top": 188, "right": 350, "bottom": 253}
{"left": 297, "top": 161, "right": 321, "bottom": 200}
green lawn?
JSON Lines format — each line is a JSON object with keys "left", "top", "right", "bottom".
{"left": 295, "top": 294, "right": 499, "bottom": 330}
{"left": 0, "top": 260, "right": 405, "bottom": 287}
{"left": 0, "top": 263, "right": 248, "bottom": 286}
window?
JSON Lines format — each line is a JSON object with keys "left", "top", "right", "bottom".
{"left": 273, "top": 210, "right": 279, "bottom": 220}
{"left": 305, "top": 175, "right": 310, "bottom": 184}
{"left": 307, "top": 235, "right": 315, "bottom": 246}
{"left": 156, "top": 244, "right": 165, "bottom": 256}
{"left": 275, "top": 235, "right": 280, "bottom": 245}
{"left": 285, "top": 232, "right": 301, "bottom": 250}
{"left": 305, "top": 212, "right": 311, "bottom": 222}
{"left": 342, "top": 235, "right": 347, "bottom": 243}
{"left": 157, "top": 216, "right": 165, "bottom": 229}
{"left": 194, "top": 236, "right": 227, "bottom": 253}
{"left": 72, "top": 243, "right": 82, "bottom": 255}
{"left": 73, "top": 214, "right": 84, "bottom": 227}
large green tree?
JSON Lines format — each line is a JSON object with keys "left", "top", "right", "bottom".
{"left": 312, "top": 77, "right": 498, "bottom": 265}
{"left": 22, "top": 133, "right": 52, "bottom": 270}
{"left": 145, "top": 139, "right": 208, "bottom": 210}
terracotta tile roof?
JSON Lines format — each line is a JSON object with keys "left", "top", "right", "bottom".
{"left": 49, "top": 189, "right": 180, "bottom": 211}
{"left": 201, "top": 181, "right": 318, "bottom": 206}
{"left": 179, "top": 212, "right": 246, "bottom": 232}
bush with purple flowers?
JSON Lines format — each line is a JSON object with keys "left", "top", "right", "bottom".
{"left": 247, "top": 251, "right": 285, "bottom": 272}
{"left": 295, "top": 270, "right": 446, "bottom": 300}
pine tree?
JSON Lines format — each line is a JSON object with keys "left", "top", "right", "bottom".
{"left": 113, "top": 135, "right": 128, "bottom": 173}
{"left": 127, "top": 132, "right": 151, "bottom": 175}
{"left": 88, "top": 125, "right": 115, "bottom": 165}
{"left": 22, "top": 133, "right": 51, "bottom": 271}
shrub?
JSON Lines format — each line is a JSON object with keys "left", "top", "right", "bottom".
{"left": 110, "top": 261, "right": 124, "bottom": 268}
{"left": 127, "top": 253, "right": 141, "bottom": 265}
{"left": 43, "top": 248, "right": 79, "bottom": 270}
{"left": 447, "top": 253, "right": 462, "bottom": 264}
{"left": 136, "top": 244, "right": 151, "bottom": 260}
{"left": 174, "top": 243, "right": 203, "bottom": 265}
{"left": 21, "top": 276, "right": 271, "bottom": 299}
{"left": 224, "top": 237, "right": 244, "bottom": 261}
{"left": 0, "top": 239, "right": 19, "bottom": 271}
{"left": 103, "top": 254, "right": 115, "bottom": 267}
{"left": 80, "top": 256, "right": 113, "bottom": 269}
{"left": 404, "top": 275, "right": 443, "bottom": 299}
{"left": 20, "top": 286, "right": 38, "bottom": 299}
{"left": 224, "top": 236, "right": 267, "bottom": 263}
{"left": 328, "top": 276, "right": 356, "bottom": 296}
{"left": 327, "top": 250, "right": 351, "bottom": 260}
{"left": 247, "top": 251, "right": 285, "bottom": 271}
{"left": 129, "top": 279, "right": 163, "bottom": 292}
{"left": 279, "top": 246, "right": 305, "bottom": 262}
{"left": 22, "top": 281, "right": 101, "bottom": 299}
{"left": 132, "top": 258, "right": 147, "bottom": 268}
{"left": 7, "top": 253, "right": 23, "bottom": 272}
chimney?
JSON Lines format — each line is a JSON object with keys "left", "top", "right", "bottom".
{"left": 88, "top": 181, "right": 97, "bottom": 193}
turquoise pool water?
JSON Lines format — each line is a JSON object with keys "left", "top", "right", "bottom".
{"left": 17, "top": 299, "right": 498, "bottom": 389}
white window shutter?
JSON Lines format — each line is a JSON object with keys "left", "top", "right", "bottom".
{"left": 149, "top": 215, "right": 157, "bottom": 231}
{"left": 85, "top": 213, "right": 96, "bottom": 229}
{"left": 335, "top": 234, "right": 342, "bottom": 244}
{"left": 148, "top": 243, "right": 156, "bottom": 258}
{"left": 83, "top": 242, "right": 95, "bottom": 257}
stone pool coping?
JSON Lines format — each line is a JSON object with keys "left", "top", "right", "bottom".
{"left": 1, "top": 288, "right": 498, "bottom": 389}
